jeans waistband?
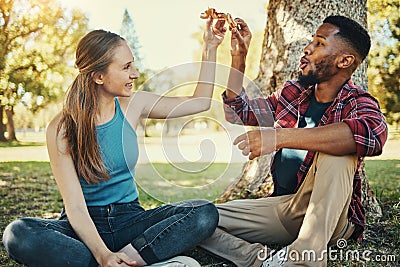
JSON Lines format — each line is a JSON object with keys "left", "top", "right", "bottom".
{"left": 60, "top": 198, "right": 140, "bottom": 219}
{"left": 87, "top": 198, "right": 140, "bottom": 217}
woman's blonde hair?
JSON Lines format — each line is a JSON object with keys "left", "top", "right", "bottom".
{"left": 58, "top": 30, "right": 124, "bottom": 183}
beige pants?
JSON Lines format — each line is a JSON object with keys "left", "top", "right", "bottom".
{"left": 200, "top": 153, "right": 358, "bottom": 267}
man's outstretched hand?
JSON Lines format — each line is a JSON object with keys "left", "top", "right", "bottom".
{"left": 234, "top": 128, "right": 277, "bottom": 160}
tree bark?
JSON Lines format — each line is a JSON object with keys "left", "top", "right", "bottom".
{"left": 5, "top": 106, "right": 17, "bottom": 141}
{"left": 218, "top": 0, "right": 381, "bottom": 218}
{"left": 0, "top": 105, "right": 7, "bottom": 142}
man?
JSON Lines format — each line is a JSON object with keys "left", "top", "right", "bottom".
{"left": 200, "top": 16, "right": 388, "bottom": 267}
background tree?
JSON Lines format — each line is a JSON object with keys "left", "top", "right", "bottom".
{"left": 120, "top": 8, "right": 144, "bottom": 73}
{"left": 218, "top": 0, "right": 382, "bottom": 218}
{"left": 120, "top": 8, "right": 156, "bottom": 136}
{"left": 0, "top": 0, "right": 88, "bottom": 141}
{"left": 120, "top": 8, "right": 154, "bottom": 92}
{"left": 368, "top": 0, "right": 400, "bottom": 126}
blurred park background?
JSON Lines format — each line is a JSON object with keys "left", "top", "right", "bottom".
{"left": 0, "top": 0, "right": 399, "bottom": 266}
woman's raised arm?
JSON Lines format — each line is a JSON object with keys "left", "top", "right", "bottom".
{"left": 135, "top": 19, "right": 226, "bottom": 120}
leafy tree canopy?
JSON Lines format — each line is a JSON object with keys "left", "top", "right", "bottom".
{"left": 368, "top": 0, "right": 400, "bottom": 123}
{"left": 0, "top": 0, "right": 89, "bottom": 112}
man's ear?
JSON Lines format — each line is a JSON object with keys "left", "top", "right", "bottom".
{"left": 91, "top": 72, "right": 104, "bottom": 85}
{"left": 337, "top": 54, "right": 356, "bottom": 69}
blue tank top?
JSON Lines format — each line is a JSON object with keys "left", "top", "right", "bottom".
{"left": 80, "top": 98, "right": 139, "bottom": 206}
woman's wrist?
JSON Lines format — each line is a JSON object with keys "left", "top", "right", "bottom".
{"left": 203, "top": 43, "right": 218, "bottom": 52}
{"left": 97, "top": 249, "right": 113, "bottom": 265}
{"left": 202, "top": 44, "right": 217, "bottom": 61}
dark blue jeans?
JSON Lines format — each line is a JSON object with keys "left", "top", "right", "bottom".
{"left": 2, "top": 199, "right": 218, "bottom": 267}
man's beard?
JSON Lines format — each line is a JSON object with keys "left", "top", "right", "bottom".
{"left": 297, "top": 55, "right": 336, "bottom": 88}
{"left": 298, "top": 71, "right": 319, "bottom": 88}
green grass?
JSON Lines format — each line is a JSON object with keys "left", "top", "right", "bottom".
{"left": 0, "top": 140, "right": 45, "bottom": 148}
{"left": 340, "top": 160, "right": 400, "bottom": 267}
{"left": 0, "top": 160, "right": 399, "bottom": 266}
{"left": 365, "top": 160, "right": 400, "bottom": 199}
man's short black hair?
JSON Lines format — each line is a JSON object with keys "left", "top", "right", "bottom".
{"left": 323, "top": 15, "right": 371, "bottom": 61}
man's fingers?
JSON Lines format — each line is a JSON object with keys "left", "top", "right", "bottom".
{"left": 242, "top": 145, "right": 250, "bottom": 156}
{"left": 232, "top": 27, "right": 244, "bottom": 43}
{"left": 237, "top": 142, "right": 247, "bottom": 151}
{"left": 236, "top": 18, "right": 250, "bottom": 32}
{"left": 233, "top": 133, "right": 248, "bottom": 145}
{"left": 232, "top": 28, "right": 249, "bottom": 53}
{"left": 234, "top": 132, "right": 251, "bottom": 156}
{"left": 249, "top": 152, "right": 257, "bottom": 160}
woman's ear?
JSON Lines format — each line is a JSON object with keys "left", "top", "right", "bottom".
{"left": 91, "top": 72, "right": 104, "bottom": 85}
{"left": 337, "top": 54, "right": 356, "bottom": 69}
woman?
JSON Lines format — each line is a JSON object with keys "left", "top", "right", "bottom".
{"left": 3, "top": 18, "right": 226, "bottom": 267}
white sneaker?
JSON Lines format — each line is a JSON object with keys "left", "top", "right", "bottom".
{"left": 261, "top": 246, "right": 288, "bottom": 267}
{"left": 146, "top": 256, "right": 201, "bottom": 267}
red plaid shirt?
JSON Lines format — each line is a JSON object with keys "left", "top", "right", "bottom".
{"left": 223, "top": 80, "right": 388, "bottom": 241}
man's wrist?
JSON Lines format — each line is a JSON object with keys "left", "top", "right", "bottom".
{"left": 275, "top": 128, "right": 283, "bottom": 150}
{"left": 231, "top": 57, "right": 246, "bottom": 73}
{"left": 231, "top": 54, "right": 247, "bottom": 62}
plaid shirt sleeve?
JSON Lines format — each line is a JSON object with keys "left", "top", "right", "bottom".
{"left": 341, "top": 93, "right": 388, "bottom": 157}
{"left": 222, "top": 90, "right": 276, "bottom": 127}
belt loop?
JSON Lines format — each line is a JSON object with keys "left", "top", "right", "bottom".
{"left": 107, "top": 205, "right": 111, "bottom": 215}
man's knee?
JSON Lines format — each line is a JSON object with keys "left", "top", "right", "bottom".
{"left": 315, "top": 153, "right": 358, "bottom": 176}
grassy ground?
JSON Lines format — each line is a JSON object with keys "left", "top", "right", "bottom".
{"left": 0, "top": 131, "right": 399, "bottom": 266}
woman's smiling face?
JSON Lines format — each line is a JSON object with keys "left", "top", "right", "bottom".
{"left": 98, "top": 41, "right": 140, "bottom": 98}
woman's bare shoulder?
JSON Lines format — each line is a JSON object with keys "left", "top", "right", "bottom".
{"left": 117, "top": 91, "right": 150, "bottom": 113}
{"left": 47, "top": 113, "right": 63, "bottom": 134}
{"left": 46, "top": 112, "right": 71, "bottom": 154}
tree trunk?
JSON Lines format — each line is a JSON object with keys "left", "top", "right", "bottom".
{"left": 5, "top": 106, "right": 17, "bottom": 141}
{"left": 218, "top": 0, "right": 381, "bottom": 218}
{"left": 0, "top": 105, "right": 7, "bottom": 142}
